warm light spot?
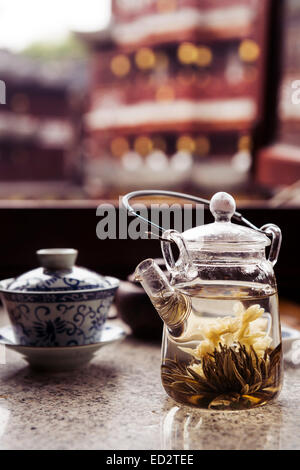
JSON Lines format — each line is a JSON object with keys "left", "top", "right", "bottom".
{"left": 155, "top": 85, "right": 175, "bottom": 101}
{"left": 110, "top": 137, "right": 130, "bottom": 157}
{"left": 177, "top": 42, "right": 198, "bottom": 65}
{"left": 135, "top": 48, "right": 156, "bottom": 70}
{"left": 110, "top": 54, "right": 131, "bottom": 77}
{"left": 196, "top": 46, "right": 213, "bottom": 67}
{"left": 156, "top": 0, "right": 177, "bottom": 13}
{"left": 239, "top": 40, "right": 260, "bottom": 63}
{"left": 238, "top": 135, "right": 252, "bottom": 151}
{"left": 176, "top": 135, "right": 195, "bottom": 153}
{"left": 195, "top": 136, "right": 210, "bottom": 156}
{"left": 134, "top": 136, "right": 153, "bottom": 156}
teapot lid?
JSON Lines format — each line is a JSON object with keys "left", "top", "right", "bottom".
{"left": 182, "top": 192, "right": 270, "bottom": 250}
{"left": 3, "top": 248, "right": 116, "bottom": 292}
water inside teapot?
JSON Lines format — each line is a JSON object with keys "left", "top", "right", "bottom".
{"left": 160, "top": 281, "right": 282, "bottom": 410}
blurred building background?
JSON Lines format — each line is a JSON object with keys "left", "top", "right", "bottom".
{"left": 0, "top": 0, "right": 299, "bottom": 203}
{"left": 257, "top": 0, "right": 300, "bottom": 202}
{"left": 82, "top": 0, "right": 271, "bottom": 199}
{"left": 0, "top": 49, "right": 87, "bottom": 199}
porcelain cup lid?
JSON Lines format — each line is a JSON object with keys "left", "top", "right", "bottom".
{"left": 2, "top": 249, "right": 117, "bottom": 292}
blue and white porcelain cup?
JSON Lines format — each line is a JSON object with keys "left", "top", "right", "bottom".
{"left": 0, "top": 249, "right": 119, "bottom": 347}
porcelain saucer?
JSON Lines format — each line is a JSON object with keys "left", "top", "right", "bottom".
{"left": 281, "top": 324, "right": 300, "bottom": 354}
{"left": 0, "top": 324, "right": 126, "bottom": 372}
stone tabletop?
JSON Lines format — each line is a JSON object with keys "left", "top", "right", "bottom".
{"left": 0, "top": 315, "right": 299, "bottom": 450}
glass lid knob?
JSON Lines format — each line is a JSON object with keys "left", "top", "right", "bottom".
{"left": 209, "top": 192, "right": 236, "bottom": 222}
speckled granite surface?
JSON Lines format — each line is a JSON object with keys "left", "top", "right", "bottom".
{"left": 0, "top": 316, "right": 299, "bottom": 450}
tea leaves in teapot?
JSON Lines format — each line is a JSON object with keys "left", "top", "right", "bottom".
{"left": 161, "top": 342, "right": 282, "bottom": 410}
{"left": 161, "top": 302, "right": 282, "bottom": 410}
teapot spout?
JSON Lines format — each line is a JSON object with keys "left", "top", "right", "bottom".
{"left": 134, "top": 259, "right": 190, "bottom": 337}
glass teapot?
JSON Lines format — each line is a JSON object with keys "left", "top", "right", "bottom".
{"left": 123, "top": 190, "right": 283, "bottom": 410}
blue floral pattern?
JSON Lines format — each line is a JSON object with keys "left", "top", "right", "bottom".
{"left": 2, "top": 288, "right": 117, "bottom": 303}
{"left": 4, "top": 292, "right": 116, "bottom": 347}
{"left": 5, "top": 270, "right": 115, "bottom": 292}
{"left": 0, "top": 264, "right": 119, "bottom": 347}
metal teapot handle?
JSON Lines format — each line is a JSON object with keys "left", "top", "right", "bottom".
{"left": 122, "top": 189, "right": 271, "bottom": 239}
{"left": 122, "top": 190, "right": 281, "bottom": 273}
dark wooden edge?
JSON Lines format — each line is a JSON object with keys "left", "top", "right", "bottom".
{"left": 0, "top": 206, "right": 298, "bottom": 305}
